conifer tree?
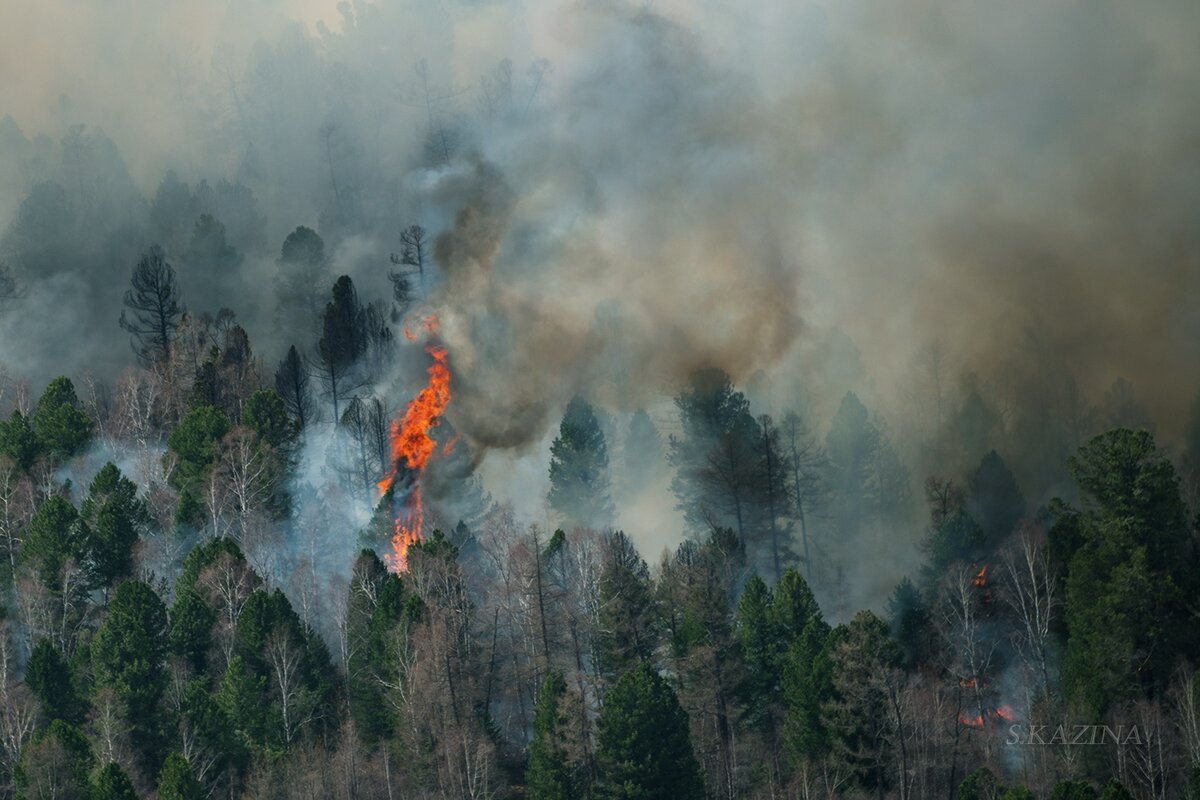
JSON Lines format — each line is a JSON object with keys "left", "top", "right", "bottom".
{"left": 595, "top": 661, "right": 703, "bottom": 800}
{"left": 548, "top": 396, "right": 614, "bottom": 529}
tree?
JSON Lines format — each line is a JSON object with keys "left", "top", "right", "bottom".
{"left": 25, "top": 639, "right": 85, "bottom": 724}
{"left": 317, "top": 276, "right": 369, "bottom": 421}
{"left": 32, "top": 377, "right": 93, "bottom": 461}
{"left": 157, "top": 753, "right": 203, "bottom": 800}
{"left": 185, "top": 214, "right": 242, "bottom": 274}
{"left": 275, "top": 226, "right": 328, "bottom": 340}
{"left": 957, "top": 766, "right": 1003, "bottom": 800}
{"left": 119, "top": 247, "right": 183, "bottom": 367}
{"left": 274, "top": 345, "right": 315, "bottom": 429}
{"left": 822, "top": 611, "right": 902, "bottom": 794}
{"left": 90, "top": 762, "right": 139, "bottom": 800}
{"left": 1049, "top": 780, "right": 1098, "bottom": 800}
{"left": 623, "top": 409, "right": 662, "bottom": 491}
{"left": 595, "top": 531, "right": 657, "bottom": 679}
{"left": 595, "top": 661, "right": 704, "bottom": 800}
{"left": 967, "top": 451, "right": 1025, "bottom": 550}
{"left": 20, "top": 494, "right": 87, "bottom": 585}
{"left": 669, "top": 369, "right": 756, "bottom": 535}
{"left": 548, "top": 396, "right": 615, "bottom": 529}
{"left": 344, "top": 550, "right": 405, "bottom": 745}
{"left": 79, "top": 462, "right": 150, "bottom": 589}
{"left": 15, "top": 720, "right": 93, "bottom": 800}
{"left": 754, "top": 415, "right": 794, "bottom": 581}
{"left": 528, "top": 671, "right": 579, "bottom": 800}
{"left": 1052, "top": 429, "right": 1199, "bottom": 716}
{"left": 0, "top": 411, "right": 39, "bottom": 470}
{"left": 92, "top": 580, "right": 168, "bottom": 767}
{"left": 243, "top": 389, "right": 295, "bottom": 452}
{"left": 166, "top": 405, "right": 231, "bottom": 490}
{"left": 782, "top": 410, "right": 825, "bottom": 583}
{"left": 825, "top": 392, "right": 880, "bottom": 539}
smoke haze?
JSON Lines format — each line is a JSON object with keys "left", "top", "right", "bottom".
{"left": 1, "top": 0, "right": 1197, "bottom": 606}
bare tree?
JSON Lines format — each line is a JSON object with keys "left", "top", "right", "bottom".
{"left": 197, "top": 552, "right": 260, "bottom": 666}
{"left": 998, "top": 523, "right": 1057, "bottom": 698}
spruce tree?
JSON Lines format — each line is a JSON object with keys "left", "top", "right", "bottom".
{"left": 595, "top": 662, "right": 703, "bottom": 800}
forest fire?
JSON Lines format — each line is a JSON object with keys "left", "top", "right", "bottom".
{"left": 958, "top": 705, "right": 1018, "bottom": 729}
{"left": 378, "top": 317, "right": 452, "bottom": 571}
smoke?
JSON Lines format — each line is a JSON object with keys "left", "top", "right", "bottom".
{"left": 0, "top": 0, "right": 1197, "bottom": 604}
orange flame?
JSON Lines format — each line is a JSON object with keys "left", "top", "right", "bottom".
{"left": 973, "top": 565, "right": 988, "bottom": 586}
{"left": 378, "top": 317, "right": 451, "bottom": 571}
{"left": 957, "top": 705, "right": 1018, "bottom": 728}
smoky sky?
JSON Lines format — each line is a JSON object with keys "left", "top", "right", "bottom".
{"left": 0, "top": 0, "right": 1197, "bottom": 452}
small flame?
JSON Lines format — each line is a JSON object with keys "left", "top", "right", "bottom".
{"left": 973, "top": 565, "right": 988, "bottom": 586}
{"left": 378, "top": 316, "right": 451, "bottom": 571}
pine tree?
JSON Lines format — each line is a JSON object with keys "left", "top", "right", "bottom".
{"left": 548, "top": 396, "right": 614, "bottom": 529}
{"left": 20, "top": 494, "right": 88, "bottom": 585}
{"left": 32, "top": 377, "right": 93, "bottom": 461}
{"left": 275, "top": 345, "right": 315, "bottom": 428}
{"left": 317, "top": 275, "right": 369, "bottom": 421}
{"left": 528, "top": 671, "right": 578, "bottom": 800}
{"left": 119, "top": 247, "right": 183, "bottom": 367}
{"left": 595, "top": 661, "right": 703, "bottom": 800}
{"left": 92, "top": 580, "right": 168, "bottom": 767}
{"left": 80, "top": 462, "right": 150, "bottom": 589}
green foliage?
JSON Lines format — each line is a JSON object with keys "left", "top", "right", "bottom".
{"left": 886, "top": 576, "right": 931, "bottom": 667}
{"left": 25, "top": 639, "right": 85, "bottom": 724}
{"left": 90, "top": 762, "right": 139, "bottom": 800}
{"left": 1049, "top": 780, "right": 1098, "bottom": 800}
{"left": 822, "top": 611, "right": 902, "bottom": 793}
{"left": 735, "top": 575, "right": 776, "bottom": 723}
{"left": 957, "top": 766, "right": 1003, "bottom": 799}
{"left": 92, "top": 580, "right": 168, "bottom": 765}
{"left": 177, "top": 536, "right": 245, "bottom": 593}
{"left": 595, "top": 662, "right": 703, "bottom": 800}
{"left": 166, "top": 405, "right": 231, "bottom": 489}
{"left": 999, "top": 788, "right": 1036, "bottom": 800}
{"left": 527, "top": 671, "right": 578, "bottom": 800}
{"left": 1099, "top": 778, "right": 1134, "bottom": 800}
{"left": 156, "top": 753, "right": 203, "bottom": 800}
{"left": 925, "top": 508, "right": 986, "bottom": 574}
{"left": 168, "top": 587, "right": 215, "bottom": 672}
{"left": 595, "top": 532, "right": 657, "bottom": 678}
{"left": 1053, "top": 429, "right": 1199, "bottom": 716}
{"left": 548, "top": 395, "right": 614, "bottom": 529}
{"left": 32, "top": 377, "right": 94, "bottom": 460}
{"left": 345, "top": 550, "right": 406, "bottom": 745}
{"left": 15, "top": 720, "right": 93, "bottom": 798}
{"left": 20, "top": 494, "right": 87, "bottom": 584}
{"left": 217, "top": 656, "right": 268, "bottom": 748}
{"left": 80, "top": 462, "right": 150, "bottom": 588}
{"left": 0, "top": 410, "right": 39, "bottom": 469}
{"left": 777, "top": 570, "right": 832, "bottom": 763}
{"left": 243, "top": 388, "right": 296, "bottom": 450}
